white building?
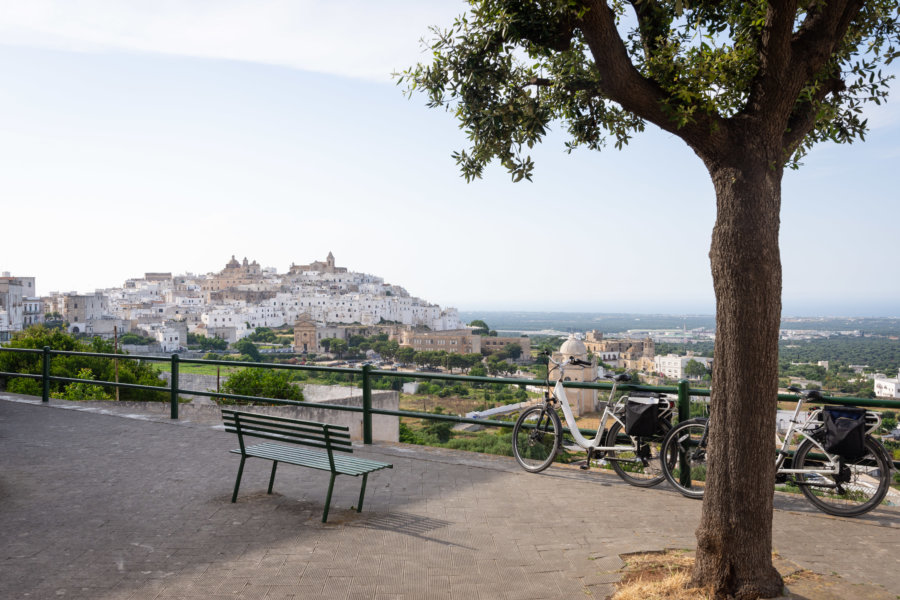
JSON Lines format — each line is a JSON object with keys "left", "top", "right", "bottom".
{"left": 23, "top": 297, "right": 44, "bottom": 326}
{"left": 0, "top": 274, "right": 34, "bottom": 341}
{"left": 654, "top": 354, "right": 713, "bottom": 379}
{"left": 874, "top": 370, "right": 900, "bottom": 399}
{"left": 0, "top": 310, "right": 9, "bottom": 341}
{"left": 155, "top": 326, "right": 182, "bottom": 352}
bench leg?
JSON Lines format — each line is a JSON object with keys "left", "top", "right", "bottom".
{"left": 231, "top": 455, "right": 247, "bottom": 503}
{"left": 322, "top": 472, "right": 337, "bottom": 523}
{"left": 356, "top": 473, "right": 369, "bottom": 513}
{"left": 267, "top": 461, "right": 278, "bottom": 494}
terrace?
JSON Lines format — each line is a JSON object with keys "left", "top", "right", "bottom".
{"left": 1, "top": 393, "right": 898, "bottom": 600}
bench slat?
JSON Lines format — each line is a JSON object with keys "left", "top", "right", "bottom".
{"left": 223, "top": 418, "right": 352, "bottom": 443}
{"left": 222, "top": 409, "right": 350, "bottom": 432}
{"left": 223, "top": 413, "right": 352, "bottom": 438}
{"left": 223, "top": 424, "right": 352, "bottom": 451}
{"left": 225, "top": 430, "right": 336, "bottom": 453}
{"left": 223, "top": 418, "right": 351, "bottom": 439}
{"left": 230, "top": 443, "right": 392, "bottom": 476}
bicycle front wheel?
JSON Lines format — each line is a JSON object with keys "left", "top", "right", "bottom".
{"left": 660, "top": 418, "right": 709, "bottom": 499}
{"left": 512, "top": 405, "right": 562, "bottom": 473}
{"left": 793, "top": 436, "right": 891, "bottom": 517}
{"left": 605, "top": 419, "right": 669, "bottom": 487}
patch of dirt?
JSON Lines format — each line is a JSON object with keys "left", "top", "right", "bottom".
{"left": 608, "top": 550, "right": 894, "bottom": 600}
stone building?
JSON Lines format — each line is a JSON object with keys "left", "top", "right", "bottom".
{"left": 288, "top": 252, "right": 348, "bottom": 275}
{"left": 292, "top": 314, "right": 402, "bottom": 354}
{"left": 399, "top": 329, "right": 482, "bottom": 355}
{"left": 479, "top": 335, "right": 532, "bottom": 358}
{"left": 61, "top": 292, "right": 109, "bottom": 330}
{"left": 293, "top": 313, "right": 318, "bottom": 353}
{"left": 549, "top": 335, "right": 598, "bottom": 417}
{"left": 201, "top": 256, "right": 265, "bottom": 291}
{"left": 583, "top": 330, "right": 655, "bottom": 371}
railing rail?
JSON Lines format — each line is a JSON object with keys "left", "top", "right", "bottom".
{"left": 2, "top": 346, "right": 899, "bottom": 461}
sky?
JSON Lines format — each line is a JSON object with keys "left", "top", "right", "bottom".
{"left": 0, "top": 1, "right": 898, "bottom": 317}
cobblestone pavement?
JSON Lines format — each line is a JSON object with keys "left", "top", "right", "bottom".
{"left": 1, "top": 396, "right": 897, "bottom": 600}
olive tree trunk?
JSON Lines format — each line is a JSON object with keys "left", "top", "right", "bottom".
{"left": 692, "top": 144, "right": 785, "bottom": 600}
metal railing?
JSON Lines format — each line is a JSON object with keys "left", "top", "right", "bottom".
{"left": 2, "top": 347, "right": 899, "bottom": 463}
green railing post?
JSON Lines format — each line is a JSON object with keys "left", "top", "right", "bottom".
{"left": 677, "top": 379, "right": 691, "bottom": 487}
{"left": 170, "top": 353, "right": 179, "bottom": 420}
{"left": 677, "top": 379, "right": 690, "bottom": 422}
{"left": 362, "top": 363, "right": 372, "bottom": 445}
{"left": 42, "top": 346, "right": 50, "bottom": 403}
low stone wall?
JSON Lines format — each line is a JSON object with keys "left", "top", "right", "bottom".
{"left": 156, "top": 372, "right": 397, "bottom": 441}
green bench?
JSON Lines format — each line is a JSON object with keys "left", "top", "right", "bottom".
{"left": 222, "top": 409, "right": 392, "bottom": 522}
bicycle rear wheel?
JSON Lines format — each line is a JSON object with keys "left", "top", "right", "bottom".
{"left": 605, "top": 419, "right": 669, "bottom": 487}
{"left": 793, "top": 436, "right": 891, "bottom": 517}
{"left": 512, "top": 405, "right": 562, "bottom": 473}
{"left": 660, "top": 418, "right": 708, "bottom": 499}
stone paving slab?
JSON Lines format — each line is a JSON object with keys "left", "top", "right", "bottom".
{"left": 0, "top": 396, "right": 897, "bottom": 600}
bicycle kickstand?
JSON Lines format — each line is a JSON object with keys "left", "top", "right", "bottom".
{"left": 580, "top": 448, "right": 594, "bottom": 470}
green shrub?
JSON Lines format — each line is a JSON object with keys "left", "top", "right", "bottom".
{"left": 54, "top": 368, "right": 112, "bottom": 401}
{"left": 221, "top": 368, "right": 304, "bottom": 404}
{"left": 7, "top": 378, "right": 42, "bottom": 396}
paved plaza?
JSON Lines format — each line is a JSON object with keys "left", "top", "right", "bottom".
{"left": 1, "top": 396, "right": 897, "bottom": 599}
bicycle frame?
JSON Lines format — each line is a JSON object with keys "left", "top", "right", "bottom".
{"left": 775, "top": 398, "right": 882, "bottom": 478}
{"left": 548, "top": 357, "right": 664, "bottom": 453}
{"left": 774, "top": 403, "right": 835, "bottom": 477}
{"left": 553, "top": 379, "right": 630, "bottom": 451}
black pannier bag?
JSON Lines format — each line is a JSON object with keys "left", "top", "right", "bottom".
{"left": 822, "top": 405, "right": 867, "bottom": 459}
{"left": 625, "top": 394, "right": 659, "bottom": 437}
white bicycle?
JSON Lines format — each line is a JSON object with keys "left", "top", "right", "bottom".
{"left": 512, "top": 352, "right": 674, "bottom": 487}
{"left": 660, "top": 386, "right": 893, "bottom": 516}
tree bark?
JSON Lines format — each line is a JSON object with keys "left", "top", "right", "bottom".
{"left": 692, "top": 141, "right": 785, "bottom": 600}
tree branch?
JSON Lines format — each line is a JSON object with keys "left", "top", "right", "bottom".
{"left": 628, "top": 0, "right": 671, "bottom": 60}
{"left": 525, "top": 76, "right": 602, "bottom": 94}
{"left": 781, "top": 76, "right": 847, "bottom": 154}
{"left": 577, "top": 1, "right": 728, "bottom": 155}
{"left": 744, "top": 2, "right": 799, "bottom": 129}
{"left": 791, "top": 0, "right": 866, "bottom": 80}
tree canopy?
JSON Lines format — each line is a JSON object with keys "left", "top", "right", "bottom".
{"left": 401, "top": 2, "right": 898, "bottom": 598}
{"left": 401, "top": 0, "right": 898, "bottom": 181}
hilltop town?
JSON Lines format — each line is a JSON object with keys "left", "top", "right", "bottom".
{"left": 1, "top": 254, "right": 463, "bottom": 350}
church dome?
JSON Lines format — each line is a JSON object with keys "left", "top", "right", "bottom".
{"left": 559, "top": 334, "right": 587, "bottom": 358}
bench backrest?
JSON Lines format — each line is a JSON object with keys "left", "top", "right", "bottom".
{"left": 222, "top": 410, "right": 353, "bottom": 459}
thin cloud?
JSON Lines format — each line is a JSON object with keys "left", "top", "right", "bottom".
{"left": 0, "top": 0, "right": 459, "bottom": 82}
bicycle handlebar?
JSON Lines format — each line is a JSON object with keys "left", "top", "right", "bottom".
{"left": 787, "top": 386, "right": 823, "bottom": 401}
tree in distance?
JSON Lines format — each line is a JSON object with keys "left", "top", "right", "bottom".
{"left": 684, "top": 358, "right": 711, "bottom": 379}
{"left": 469, "top": 319, "right": 491, "bottom": 335}
{"left": 232, "top": 338, "right": 262, "bottom": 362}
{"left": 400, "top": 2, "right": 898, "bottom": 597}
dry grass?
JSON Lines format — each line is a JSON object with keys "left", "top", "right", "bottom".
{"left": 610, "top": 550, "right": 713, "bottom": 600}
{"left": 610, "top": 550, "right": 829, "bottom": 600}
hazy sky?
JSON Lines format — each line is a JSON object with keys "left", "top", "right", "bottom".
{"left": 1, "top": 1, "right": 898, "bottom": 317}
